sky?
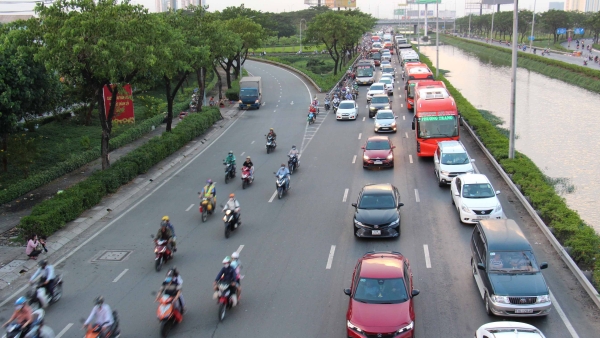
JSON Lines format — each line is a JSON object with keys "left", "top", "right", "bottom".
{"left": 0, "top": 0, "right": 557, "bottom": 20}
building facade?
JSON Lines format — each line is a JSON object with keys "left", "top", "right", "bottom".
{"left": 548, "top": 2, "right": 565, "bottom": 10}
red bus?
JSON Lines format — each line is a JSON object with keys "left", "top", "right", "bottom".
{"left": 411, "top": 85, "right": 459, "bottom": 157}
{"left": 404, "top": 64, "right": 434, "bottom": 111}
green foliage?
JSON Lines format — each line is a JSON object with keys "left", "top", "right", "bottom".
{"left": 80, "top": 135, "right": 91, "bottom": 150}
{"left": 18, "top": 107, "right": 221, "bottom": 238}
{"left": 417, "top": 49, "right": 600, "bottom": 292}
{"left": 108, "top": 113, "right": 165, "bottom": 151}
{"left": 225, "top": 79, "right": 241, "bottom": 101}
{"left": 6, "top": 134, "right": 40, "bottom": 178}
{"left": 138, "top": 95, "right": 166, "bottom": 119}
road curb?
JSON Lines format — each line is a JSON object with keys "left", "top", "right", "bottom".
{"left": 462, "top": 117, "right": 600, "bottom": 310}
{"left": 248, "top": 57, "right": 322, "bottom": 93}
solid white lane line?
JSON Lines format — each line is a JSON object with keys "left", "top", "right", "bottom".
{"left": 352, "top": 155, "right": 357, "bottom": 164}
{"left": 409, "top": 155, "right": 413, "bottom": 163}
{"left": 236, "top": 245, "right": 244, "bottom": 254}
{"left": 472, "top": 162, "right": 480, "bottom": 174}
{"left": 423, "top": 245, "right": 432, "bottom": 268}
{"left": 342, "top": 189, "right": 349, "bottom": 202}
{"left": 549, "top": 291, "right": 581, "bottom": 338}
{"left": 326, "top": 245, "right": 336, "bottom": 269}
{"left": 405, "top": 132, "right": 408, "bottom": 138}
{"left": 185, "top": 204, "right": 194, "bottom": 212}
{"left": 362, "top": 116, "right": 366, "bottom": 121}
{"left": 268, "top": 190, "right": 277, "bottom": 203}
{"left": 403, "top": 115, "right": 405, "bottom": 120}
{"left": 251, "top": 140, "right": 255, "bottom": 144}
{"left": 112, "top": 269, "right": 129, "bottom": 283}
{"left": 55, "top": 323, "right": 73, "bottom": 338}
{"left": 358, "top": 133, "right": 362, "bottom": 139}
{"left": 414, "top": 189, "right": 420, "bottom": 202}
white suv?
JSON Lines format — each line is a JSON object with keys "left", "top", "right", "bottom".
{"left": 451, "top": 174, "right": 504, "bottom": 224}
{"left": 434, "top": 141, "right": 475, "bottom": 187}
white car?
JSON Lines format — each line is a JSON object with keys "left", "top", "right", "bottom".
{"left": 380, "top": 60, "right": 391, "bottom": 67}
{"left": 434, "top": 141, "right": 475, "bottom": 186}
{"left": 451, "top": 174, "right": 504, "bottom": 224}
{"left": 366, "top": 83, "right": 386, "bottom": 102}
{"left": 374, "top": 110, "right": 397, "bottom": 133}
{"left": 378, "top": 76, "right": 394, "bottom": 95}
{"left": 475, "top": 322, "right": 546, "bottom": 338}
{"left": 336, "top": 100, "right": 358, "bottom": 120}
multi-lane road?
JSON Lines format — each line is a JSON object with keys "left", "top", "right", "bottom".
{"left": 1, "top": 55, "right": 600, "bottom": 338}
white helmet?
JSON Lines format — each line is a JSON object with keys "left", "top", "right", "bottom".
{"left": 231, "top": 252, "right": 239, "bottom": 259}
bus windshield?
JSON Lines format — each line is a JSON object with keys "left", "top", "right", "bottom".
{"left": 417, "top": 115, "right": 458, "bottom": 139}
{"left": 407, "top": 83, "right": 416, "bottom": 98}
{"left": 357, "top": 67, "right": 374, "bottom": 77}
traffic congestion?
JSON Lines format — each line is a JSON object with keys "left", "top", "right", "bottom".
{"left": 2, "top": 27, "right": 599, "bottom": 338}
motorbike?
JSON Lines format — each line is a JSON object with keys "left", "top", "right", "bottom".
{"left": 288, "top": 154, "right": 299, "bottom": 174}
{"left": 324, "top": 101, "right": 331, "bottom": 111}
{"left": 307, "top": 112, "right": 315, "bottom": 125}
{"left": 241, "top": 167, "right": 253, "bottom": 189}
{"left": 223, "top": 162, "right": 235, "bottom": 183}
{"left": 83, "top": 311, "right": 121, "bottom": 338}
{"left": 26, "top": 276, "right": 63, "bottom": 310}
{"left": 216, "top": 282, "right": 237, "bottom": 322}
{"left": 2, "top": 309, "right": 45, "bottom": 338}
{"left": 333, "top": 100, "right": 340, "bottom": 113}
{"left": 265, "top": 135, "right": 276, "bottom": 154}
{"left": 156, "top": 294, "right": 183, "bottom": 338}
{"left": 152, "top": 236, "right": 173, "bottom": 272}
{"left": 198, "top": 195, "right": 214, "bottom": 223}
{"left": 274, "top": 172, "right": 289, "bottom": 199}
{"left": 222, "top": 209, "right": 240, "bottom": 239}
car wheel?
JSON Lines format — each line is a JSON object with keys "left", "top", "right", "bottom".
{"left": 438, "top": 174, "right": 445, "bottom": 187}
{"left": 451, "top": 190, "right": 455, "bottom": 205}
{"left": 484, "top": 292, "right": 492, "bottom": 316}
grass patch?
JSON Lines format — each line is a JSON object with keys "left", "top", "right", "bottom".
{"left": 594, "top": 43, "right": 600, "bottom": 51}
{"left": 249, "top": 44, "right": 326, "bottom": 54}
{"left": 416, "top": 48, "right": 600, "bottom": 292}
{"left": 477, "top": 109, "right": 511, "bottom": 138}
{"left": 441, "top": 35, "right": 600, "bottom": 94}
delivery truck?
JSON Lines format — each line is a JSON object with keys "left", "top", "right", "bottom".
{"left": 238, "top": 76, "right": 262, "bottom": 109}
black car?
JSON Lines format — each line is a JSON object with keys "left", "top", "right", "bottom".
{"left": 368, "top": 95, "right": 391, "bottom": 117}
{"left": 471, "top": 219, "right": 552, "bottom": 317}
{"left": 352, "top": 183, "right": 404, "bottom": 238}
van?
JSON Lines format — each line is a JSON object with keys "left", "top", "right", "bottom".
{"left": 471, "top": 219, "right": 552, "bottom": 317}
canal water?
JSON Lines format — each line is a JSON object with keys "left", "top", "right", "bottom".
{"left": 420, "top": 44, "right": 600, "bottom": 233}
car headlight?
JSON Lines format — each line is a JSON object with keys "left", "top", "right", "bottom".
{"left": 491, "top": 295, "right": 510, "bottom": 304}
{"left": 536, "top": 295, "right": 550, "bottom": 303}
{"left": 389, "top": 218, "right": 400, "bottom": 226}
{"left": 375, "top": 122, "right": 381, "bottom": 127}
{"left": 396, "top": 321, "right": 414, "bottom": 333}
{"left": 354, "top": 219, "right": 364, "bottom": 226}
{"left": 440, "top": 170, "right": 450, "bottom": 176}
{"left": 347, "top": 320, "right": 363, "bottom": 333}
{"left": 391, "top": 122, "right": 396, "bottom": 127}
{"left": 255, "top": 99, "right": 259, "bottom": 103}
{"left": 493, "top": 204, "right": 502, "bottom": 213}
{"left": 238, "top": 100, "right": 242, "bottom": 103}
{"left": 387, "top": 153, "right": 393, "bottom": 160}
{"left": 363, "top": 155, "right": 369, "bottom": 160}
{"left": 460, "top": 204, "right": 471, "bottom": 213}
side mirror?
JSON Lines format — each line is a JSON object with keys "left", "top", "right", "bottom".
{"left": 394, "top": 116, "right": 398, "bottom": 119}
{"left": 150, "top": 234, "right": 155, "bottom": 239}
{"left": 495, "top": 191, "right": 501, "bottom": 195}
{"left": 471, "top": 159, "right": 475, "bottom": 163}
{"left": 398, "top": 203, "right": 404, "bottom": 208}
{"left": 411, "top": 289, "right": 420, "bottom": 297}
{"left": 454, "top": 193, "right": 460, "bottom": 196}
{"left": 434, "top": 160, "right": 439, "bottom": 164}
{"left": 392, "top": 145, "right": 396, "bottom": 149}
{"left": 351, "top": 203, "right": 357, "bottom": 207}
{"left": 273, "top": 172, "right": 277, "bottom": 174}
{"left": 343, "top": 288, "right": 351, "bottom": 296}
{"left": 540, "top": 262, "right": 548, "bottom": 269}
{"left": 477, "top": 263, "right": 486, "bottom": 271}
{"left": 361, "top": 146, "right": 365, "bottom": 149}
{"left": 411, "top": 121, "right": 415, "bottom": 130}
{"left": 219, "top": 204, "right": 224, "bottom": 208}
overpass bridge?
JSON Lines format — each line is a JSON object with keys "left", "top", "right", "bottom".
{"left": 376, "top": 18, "right": 455, "bottom": 26}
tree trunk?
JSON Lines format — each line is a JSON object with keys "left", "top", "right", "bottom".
{"left": 164, "top": 74, "right": 189, "bottom": 132}
{"left": 213, "top": 65, "right": 223, "bottom": 100}
{"left": 97, "top": 86, "right": 116, "bottom": 170}
{"left": 1, "top": 133, "right": 7, "bottom": 172}
{"left": 85, "top": 101, "right": 95, "bottom": 126}
{"left": 225, "top": 61, "right": 233, "bottom": 89}
{"left": 196, "top": 68, "right": 204, "bottom": 112}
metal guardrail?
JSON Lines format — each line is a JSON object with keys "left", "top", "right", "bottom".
{"left": 462, "top": 117, "right": 600, "bottom": 309}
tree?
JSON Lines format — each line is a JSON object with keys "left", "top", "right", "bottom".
{"left": 219, "top": 16, "right": 264, "bottom": 88}
{"left": 518, "top": 10, "right": 533, "bottom": 43}
{"left": 35, "top": 0, "right": 159, "bottom": 169}
{"left": 586, "top": 11, "right": 600, "bottom": 44}
{"left": 539, "top": 9, "right": 570, "bottom": 43}
{"left": 305, "top": 11, "right": 347, "bottom": 75}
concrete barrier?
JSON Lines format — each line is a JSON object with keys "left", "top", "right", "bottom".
{"left": 248, "top": 57, "right": 322, "bottom": 93}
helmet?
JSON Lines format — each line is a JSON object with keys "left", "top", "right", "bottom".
{"left": 206, "top": 179, "right": 213, "bottom": 184}
{"left": 231, "top": 252, "right": 239, "bottom": 259}
{"left": 222, "top": 256, "right": 232, "bottom": 264}
{"left": 292, "top": 145, "right": 296, "bottom": 149}
{"left": 270, "top": 128, "right": 273, "bottom": 131}
{"left": 168, "top": 267, "right": 179, "bottom": 277}
{"left": 229, "top": 193, "right": 235, "bottom": 198}
{"left": 162, "top": 216, "right": 169, "bottom": 221}
{"left": 15, "top": 296, "right": 26, "bottom": 306}
{"left": 246, "top": 156, "right": 251, "bottom": 160}
{"left": 228, "top": 150, "right": 233, "bottom": 154}
{"left": 164, "top": 277, "right": 173, "bottom": 283}
{"left": 38, "top": 259, "right": 48, "bottom": 268}
{"left": 281, "top": 163, "right": 285, "bottom": 167}
{"left": 95, "top": 296, "right": 104, "bottom": 305}
{"left": 160, "top": 221, "right": 167, "bottom": 228}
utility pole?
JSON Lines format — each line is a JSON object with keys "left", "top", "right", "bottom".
{"left": 529, "top": 0, "right": 537, "bottom": 50}
{"left": 436, "top": 0, "right": 439, "bottom": 78}
{"left": 468, "top": 13, "right": 471, "bottom": 37}
{"left": 490, "top": 0, "right": 496, "bottom": 43}
{"left": 509, "top": 0, "right": 519, "bottom": 159}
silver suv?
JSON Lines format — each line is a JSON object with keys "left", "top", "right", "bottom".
{"left": 434, "top": 141, "right": 475, "bottom": 187}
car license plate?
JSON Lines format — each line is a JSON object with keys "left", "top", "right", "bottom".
{"left": 374, "top": 160, "right": 383, "bottom": 165}
{"left": 475, "top": 215, "right": 490, "bottom": 220}
{"left": 515, "top": 309, "right": 533, "bottom": 314}
{"left": 246, "top": 104, "right": 251, "bottom": 107}
{"left": 372, "top": 230, "right": 381, "bottom": 235}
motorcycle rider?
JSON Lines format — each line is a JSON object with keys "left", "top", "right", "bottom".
{"left": 242, "top": 156, "right": 254, "bottom": 181}
{"left": 200, "top": 179, "right": 216, "bottom": 211}
{"left": 156, "top": 222, "right": 175, "bottom": 253}
{"left": 275, "top": 163, "right": 291, "bottom": 191}
{"left": 156, "top": 269, "right": 185, "bottom": 314}
{"left": 324, "top": 95, "right": 331, "bottom": 110}
{"left": 288, "top": 145, "right": 300, "bottom": 168}
{"left": 267, "top": 128, "right": 277, "bottom": 148}
{"left": 345, "top": 90, "right": 353, "bottom": 100}
{"left": 2, "top": 297, "right": 33, "bottom": 335}
{"left": 160, "top": 216, "right": 176, "bottom": 252}
{"left": 29, "top": 259, "right": 56, "bottom": 300}
{"left": 223, "top": 193, "right": 241, "bottom": 226}
{"left": 213, "top": 256, "right": 238, "bottom": 307}
{"left": 83, "top": 296, "right": 114, "bottom": 335}
{"left": 332, "top": 95, "right": 340, "bottom": 108}
{"left": 231, "top": 252, "right": 242, "bottom": 300}
{"left": 224, "top": 150, "right": 236, "bottom": 173}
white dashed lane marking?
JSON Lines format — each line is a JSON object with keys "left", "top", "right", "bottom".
{"left": 342, "top": 189, "right": 349, "bottom": 202}
{"left": 423, "top": 245, "right": 432, "bottom": 268}
{"left": 414, "top": 189, "right": 420, "bottom": 202}
{"left": 352, "top": 155, "right": 357, "bottom": 164}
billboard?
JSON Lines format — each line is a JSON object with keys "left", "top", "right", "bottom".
{"left": 333, "top": 0, "right": 356, "bottom": 7}
{"left": 103, "top": 84, "right": 135, "bottom": 124}
{"left": 480, "top": 0, "right": 515, "bottom": 4}
{"left": 408, "top": 0, "right": 441, "bottom": 3}
{"left": 394, "top": 9, "right": 406, "bottom": 15}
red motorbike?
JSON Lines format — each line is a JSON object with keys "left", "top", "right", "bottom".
{"left": 157, "top": 293, "right": 183, "bottom": 338}
{"left": 153, "top": 238, "right": 173, "bottom": 272}
{"left": 216, "top": 281, "right": 237, "bottom": 322}
{"left": 241, "top": 167, "right": 253, "bottom": 189}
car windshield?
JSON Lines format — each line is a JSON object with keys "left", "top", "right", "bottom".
{"left": 365, "top": 140, "right": 391, "bottom": 150}
{"left": 371, "top": 97, "right": 389, "bottom": 104}
{"left": 441, "top": 152, "right": 470, "bottom": 165}
{"left": 370, "top": 85, "right": 384, "bottom": 91}
{"left": 377, "top": 112, "right": 394, "bottom": 119}
{"left": 239, "top": 88, "right": 258, "bottom": 98}
{"left": 358, "top": 193, "right": 396, "bottom": 209}
{"left": 379, "top": 78, "right": 392, "bottom": 84}
{"left": 462, "top": 183, "right": 495, "bottom": 198}
{"left": 353, "top": 278, "right": 408, "bottom": 304}
{"left": 488, "top": 251, "right": 540, "bottom": 273}
{"left": 339, "top": 102, "right": 355, "bottom": 109}
{"left": 383, "top": 68, "right": 393, "bottom": 73}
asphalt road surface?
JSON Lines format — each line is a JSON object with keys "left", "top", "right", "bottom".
{"left": 1, "top": 56, "right": 600, "bottom": 338}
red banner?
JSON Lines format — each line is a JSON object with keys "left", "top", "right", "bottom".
{"left": 103, "top": 84, "right": 134, "bottom": 124}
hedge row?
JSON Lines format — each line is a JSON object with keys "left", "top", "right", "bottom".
{"left": 441, "top": 35, "right": 600, "bottom": 94}
{"left": 18, "top": 107, "right": 222, "bottom": 238}
{"left": 416, "top": 50, "right": 600, "bottom": 291}
{"left": 108, "top": 113, "right": 166, "bottom": 151}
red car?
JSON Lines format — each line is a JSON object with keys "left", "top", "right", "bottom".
{"left": 344, "top": 251, "right": 419, "bottom": 338}
{"left": 362, "top": 136, "right": 395, "bottom": 169}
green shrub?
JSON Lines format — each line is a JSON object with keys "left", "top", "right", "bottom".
{"left": 417, "top": 49, "right": 600, "bottom": 292}
{"left": 18, "top": 108, "right": 222, "bottom": 238}
{"left": 225, "top": 79, "right": 241, "bottom": 101}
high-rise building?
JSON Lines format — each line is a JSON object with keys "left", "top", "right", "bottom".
{"left": 585, "top": 0, "right": 599, "bottom": 11}
{"left": 565, "top": 0, "right": 586, "bottom": 11}
{"left": 548, "top": 2, "right": 565, "bottom": 10}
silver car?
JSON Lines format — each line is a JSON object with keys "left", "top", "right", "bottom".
{"left": 374, "top": 110, "right": 397, "bottom": 133}
{"left": 434, "top": 141, "right": 475, "bottom": 186}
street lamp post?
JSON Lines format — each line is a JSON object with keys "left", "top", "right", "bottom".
{"left": 508, "top": 0, "right": 519, "bottom": 159}
{"left": 490, "top": 0, "right": 496, "bottom": 43}
{"left": 468, "top": 13, "right": 471, "bottom": 37}
{"left": 529, "top": 0, "right": 537, "bottom": 50}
